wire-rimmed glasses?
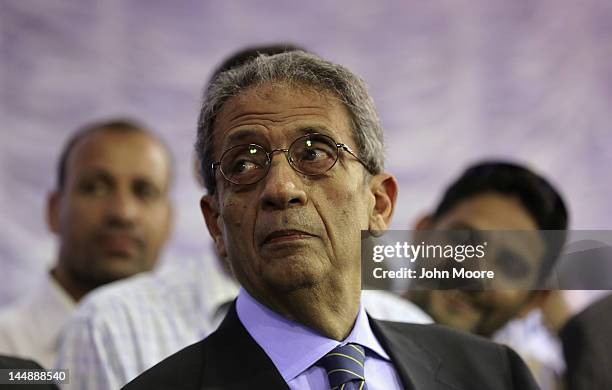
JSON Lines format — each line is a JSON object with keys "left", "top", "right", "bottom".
{"left": 212, "top": 133, "right": 367, "bottom": 185}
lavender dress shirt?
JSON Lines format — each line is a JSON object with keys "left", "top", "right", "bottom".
{"left": 236, "top": 289, "right": 404, "bottom": 389}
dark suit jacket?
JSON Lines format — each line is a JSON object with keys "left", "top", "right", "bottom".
{"left": 560, "top": 293, "right": 612, "bottom": 390}
{"left": 0, "top": 355, "right": 60, "bottom": 390}
{"left": 123, "top": 304, "right": 539, "bottom": 390}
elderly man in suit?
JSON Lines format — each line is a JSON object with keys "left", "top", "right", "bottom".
{"left": 124, "top": 51, "right": 539, "bottom": 389}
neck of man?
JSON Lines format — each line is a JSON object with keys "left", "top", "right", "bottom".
{"left": 251, "top": 280, "right": 362, "bottom": 341}
{"left": 50, "top": 264, "right": 92, "bottom": 302}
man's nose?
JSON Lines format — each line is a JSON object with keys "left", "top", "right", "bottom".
{"left": 260, "top": 153, "right": 307, "bottom": 211}
{"left": 105, "top": 189, "right": 139, "bottom": 225}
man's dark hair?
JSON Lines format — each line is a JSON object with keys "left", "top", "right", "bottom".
{"left": 432, "top": 161, "right": 569, "bottom": 281}
{"left": 56, "top": 119, "right": 152, "bottom": 191}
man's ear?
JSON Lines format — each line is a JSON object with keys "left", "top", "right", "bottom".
{"left": 200, "top": 195, "right": 227, "bottom": 258}
{"left": 47, "top": 191, "right": 61, "bottom": 234}
{"left": 368, "top": 173, "right": 398, "bottom": 232}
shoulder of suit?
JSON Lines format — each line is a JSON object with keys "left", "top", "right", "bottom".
{"left": 378, "top": 319, "right": 497, "bottom": 344}
{"left": 374, "top": 319, "right": 512, "bottom": 360}
{"left": 123, "top": 340, "right": 206, "bottom": 389}
{"left": 374, "top": 320, "right": 538, "bottom": 389}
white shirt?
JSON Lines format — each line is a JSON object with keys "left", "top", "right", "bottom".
{"left": 493, "top": 310, "right": 565, "bottom": 390}
{"left": 55, "top": 255, "right": 430, "bottom": 389}
{"left": 55, "top": 255, "right": 239, "bottom": 390}
{"left": 493, "top": 292, "right": 612, "bottom": 390}
{"left": 0, "top": 273, "right": 75, "bottom": 369}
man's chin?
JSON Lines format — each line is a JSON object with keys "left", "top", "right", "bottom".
{"left": 84, "top": 259, "right": 151, "bottom": 284}
{"left": 261, "top": 267, "right": 322, "bottom": 293}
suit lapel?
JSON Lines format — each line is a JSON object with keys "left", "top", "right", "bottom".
{"left": 370, "top": 317, "right": 459, "bottom": 390}
{"left": 200, "top": 303, "right": 290, "bottom": 390}
{"left": 202, "top": 304, "right": 463, "bottom": 389}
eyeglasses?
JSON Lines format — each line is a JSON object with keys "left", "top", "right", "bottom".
{"left": 212, "top": 133, "right": 368, "bottom": 185}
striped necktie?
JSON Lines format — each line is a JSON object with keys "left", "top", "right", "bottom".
{"left": 318, "top": 343, "right": 368, "bottom": 390}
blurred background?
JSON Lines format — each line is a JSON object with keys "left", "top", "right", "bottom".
{"left": 1, "top": 0, "right": 610, "bottom": 305}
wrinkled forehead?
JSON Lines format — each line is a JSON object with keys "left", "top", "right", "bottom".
{"left": 211, "top": 81, "right": 353, "bottom": 153}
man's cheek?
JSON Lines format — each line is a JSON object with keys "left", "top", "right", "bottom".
{"left": 222, "top": 199, "right": 249, "bottom": 229}
{"left": 221, "top": 199, "right": 255, "bottom": 248}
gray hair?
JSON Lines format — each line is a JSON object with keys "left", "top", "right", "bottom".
{"left": 196, "top": 50, "right": 385, "bottom": 194}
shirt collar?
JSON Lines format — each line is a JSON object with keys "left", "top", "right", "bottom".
{"left": 236, "top": 288, "right": 390, "bottom": 382}
{"left": 27, "top": 273, "right": 76, "bottom": 350}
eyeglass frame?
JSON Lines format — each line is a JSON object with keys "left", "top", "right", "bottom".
{"left": 211, "top": 132, "right": 369, "bottom": 185}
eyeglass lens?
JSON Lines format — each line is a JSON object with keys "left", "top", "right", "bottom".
{"left": 219, "top": 134, "right": 339, "bottom": 184}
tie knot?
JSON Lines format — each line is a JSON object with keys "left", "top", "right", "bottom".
{"left": 318, "top": 343, "right": 367, "bottom": 389}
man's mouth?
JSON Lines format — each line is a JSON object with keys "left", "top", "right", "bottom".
{"left": 96, "top": 232, "right": 143, "bottom": 256}
{"left": 262, "top": 229, "right": 316, "bottom": 245}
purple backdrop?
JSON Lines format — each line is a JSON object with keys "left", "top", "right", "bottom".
{"left": 1, "top": 0, "right": 611, "bottom": 305}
